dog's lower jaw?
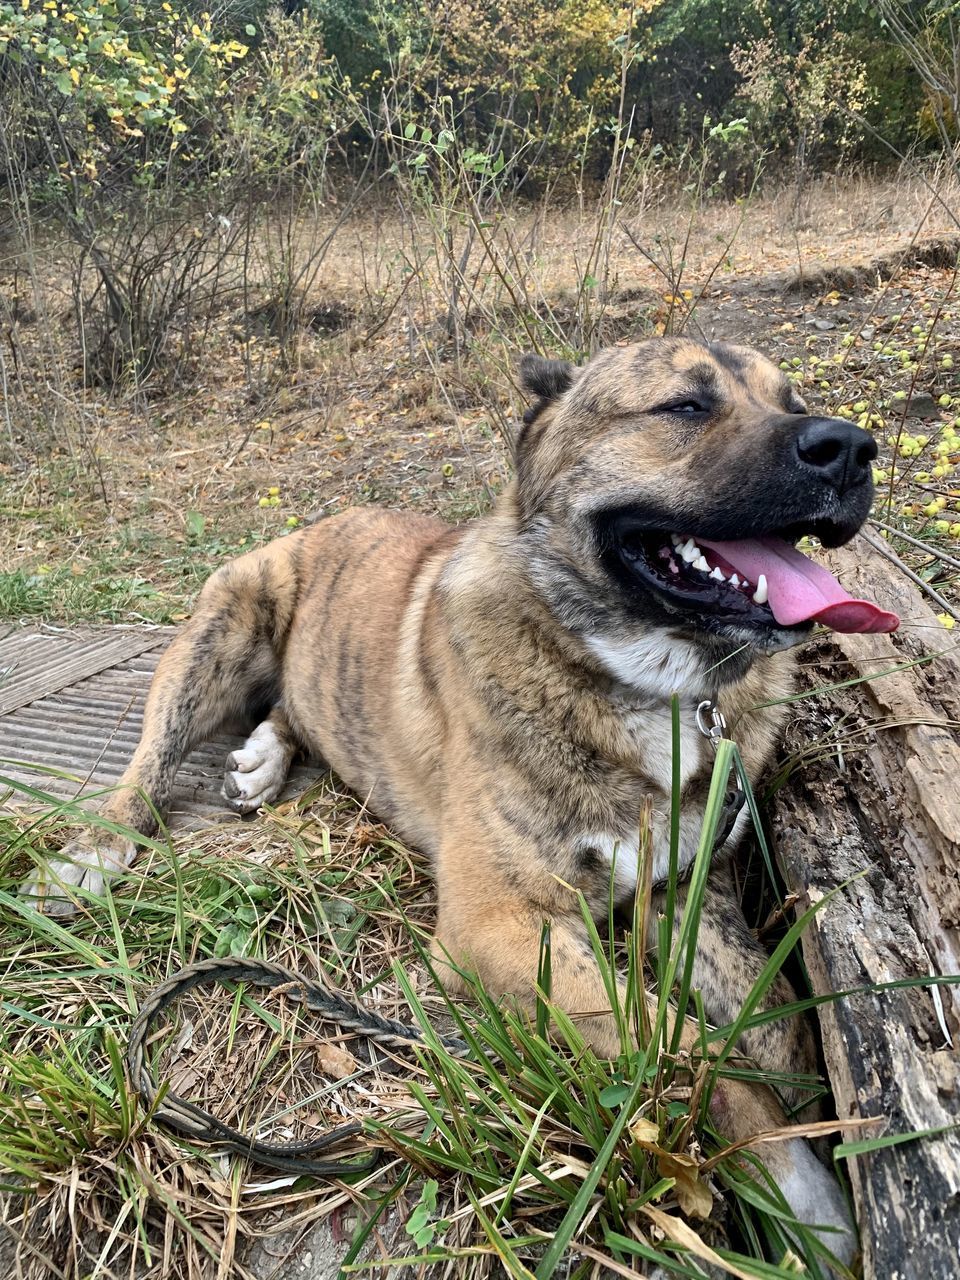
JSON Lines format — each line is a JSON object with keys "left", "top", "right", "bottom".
{"left": 706, "top": 617, "right": 812, "bottom": 658}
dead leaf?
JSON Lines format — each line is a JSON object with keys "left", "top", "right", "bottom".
{"left": 168, "top": 1065, "right": 200, "bottom": 1094}
{"left": 641, "top": 1205, "right": 757, "bottom": 1280}
{"left": 315, "top": 1042, "right": 359, "bottom": 1078}
{"left": 657, "top": 1151, "right": 713, "bottom": 1219}
{"left": 628, "top": 1115, "right": 660, "bottom": 1146}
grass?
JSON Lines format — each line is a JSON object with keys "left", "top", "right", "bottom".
{"left": 0, "top": 720, "right": 871, "bottom": 1280}
{"left": 2, "top": 168, "right": 960, "bottom": 630}
{"left": 0, "top": 770, "right": 434, "bottom": 1277}
{"left": 0, "top": 520, "right": 278, "bottom": 624}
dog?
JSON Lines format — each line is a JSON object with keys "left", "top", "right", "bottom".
{"left": 24, "top": 337, "right": 899, "bottom": 1264}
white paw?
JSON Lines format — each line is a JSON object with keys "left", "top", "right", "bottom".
{"left": 222, "top": 720, "right": 292, "bottom": 815}
{"left": 778, "top": 1138, "right": 857, "bottom": 1266}
{"left": 20, "top": 838, "right": 137, "bottom": 917}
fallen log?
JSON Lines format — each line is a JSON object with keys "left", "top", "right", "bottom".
{"left": 769, "top": 531, "right": 960, "bottom": 1278}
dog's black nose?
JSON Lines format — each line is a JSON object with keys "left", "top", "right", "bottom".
{"left": 795, "top": 417, "right": 877, "bottom": 493}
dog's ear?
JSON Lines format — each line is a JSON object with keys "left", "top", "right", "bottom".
{"left": 514, "top": 355, "right": 575, "bottom": 502}
{"left": 519, "top": 354, "right": 574, "bottom": 425}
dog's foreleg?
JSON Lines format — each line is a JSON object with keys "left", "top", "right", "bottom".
{"left": 661, "top": 862, "right": 819, "bottom": 1114}
{"left": 434, "top": 876, "right": 854, "bottom": 1266}
{"left": 652, "top": 863, "right": 855, "bottom": 1265}
{"left": 22, "top": 551, "right": 294, "bottom": 914}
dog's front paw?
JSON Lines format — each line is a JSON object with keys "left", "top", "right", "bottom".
{"left": 222, "top": 720, "right": 292, "bottom": 814}
{"left": 777, "top": 1137, "right": 857, "bottom": 1268}
{"left": 20, "top": 838, "right": 137, "bottom": 917}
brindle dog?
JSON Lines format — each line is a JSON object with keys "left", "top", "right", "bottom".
{"left": 27, "top": 338, "right": 900, "bottom": 1264}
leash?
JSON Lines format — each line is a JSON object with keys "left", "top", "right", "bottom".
{"left": 696, "top": 699, "right": 746, "bottom": 852}
{"left": 126, "top": 954, "right": 470, "bottom": 1176}
{"left": 127, "top": 702, "right": 742, "bottom": 1175}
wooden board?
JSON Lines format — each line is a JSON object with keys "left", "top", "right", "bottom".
{"left": 0, "top": 628, "right": 321, "bottom": 825}
{"left": 770, "top": 535, "right": 960, "bottom": 1278}
{"left": 0, "top": 624, "right": 171, "bottom": 716}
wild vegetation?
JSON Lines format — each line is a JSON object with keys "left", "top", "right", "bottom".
{"left": 1, "top": 1, "right": 959, "bottom": 1277}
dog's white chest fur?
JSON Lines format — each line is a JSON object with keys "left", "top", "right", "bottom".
{"left": 577, "top": 703, "right": 710, "bottom": 894}
{"left": 584, "top": 632, "right": 713, "bottom": 706}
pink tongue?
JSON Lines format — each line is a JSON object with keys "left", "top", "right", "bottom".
{"left": 697, "top": 537, "right": 899, "bottom": 633}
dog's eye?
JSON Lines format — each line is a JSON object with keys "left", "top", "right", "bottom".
{"left": 658, "top": 400, "right": 708, "bottom": 416}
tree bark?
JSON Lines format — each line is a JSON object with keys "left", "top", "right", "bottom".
{"left": 770, "top": 533, "right": 960, "bottom": 1278}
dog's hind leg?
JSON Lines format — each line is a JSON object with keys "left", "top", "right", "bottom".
{"left": 22, "top": 537, "right": 304, "bottom": 914}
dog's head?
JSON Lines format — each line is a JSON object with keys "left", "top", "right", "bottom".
{"left": 514, "top": 338, "right": 897, "bottom": 682}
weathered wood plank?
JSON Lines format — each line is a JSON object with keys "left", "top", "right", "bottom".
{"left": 770, "top": 533, "right": 960, "bottom": 1279}
{"left": 0, "top": 624, "right": 172, "bottom": 715}
{"left": 0, "top": 632, "right": 322, "bottom": 825}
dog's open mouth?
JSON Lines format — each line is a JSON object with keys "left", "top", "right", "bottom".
{"left": 618, "top": 528, "right": 899, "bottom": 635}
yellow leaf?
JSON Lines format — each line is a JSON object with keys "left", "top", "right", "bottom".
{"left": 628, "top": 1116, "right": 660, "bottom": 1146}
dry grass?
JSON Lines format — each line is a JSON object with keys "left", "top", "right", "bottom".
{"left": 1, "top": 745, "right": 857, "bottom": 1280}
{"left": 0, "top": 775, "right": 449, "bottom": 1279}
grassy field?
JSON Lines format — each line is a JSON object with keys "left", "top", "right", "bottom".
{"left": 1, "top": 165, "right": 960, "bottom": 1278}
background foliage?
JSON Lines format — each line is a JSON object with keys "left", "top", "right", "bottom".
{"left": 0, "top": 0, "right": 948, "bottom": 200}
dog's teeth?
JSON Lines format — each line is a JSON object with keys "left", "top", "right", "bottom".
{"left": 752, "top": 574, "right": 768, "bottom": 605}
{"left": 693, "top": 555, "right": 709, "bottom": 573}
{"left": 681, "top": 540, "right": 701, "bottom": 563}
{"left": 670, "top": 533, "right": 682, "bottom": 547}
{"left": 730, "top": 573, "right": 740, "bottom": 587}
{"left": 710, "top": 566, "right": 724, "bottom": 581}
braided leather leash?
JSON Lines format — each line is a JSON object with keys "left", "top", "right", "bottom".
{"left": 126, "top": 954, "right": 470, "bottom": 1176}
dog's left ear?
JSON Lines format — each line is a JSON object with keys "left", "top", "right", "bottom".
{"left": 519, "top": 353, "right": 574, "bottom": 425}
